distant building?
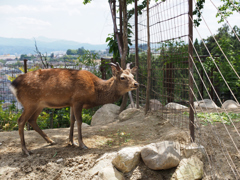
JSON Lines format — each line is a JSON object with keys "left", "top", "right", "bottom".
{"left": 0, "top": 55, "right": 17, "bottom": 60}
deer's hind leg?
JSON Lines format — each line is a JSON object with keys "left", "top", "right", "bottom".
{"left": 69, "top": 107, "right": 77, "bottom": 146}
{"left": 28, "top": 107, "right": 56, "bottom": 145}
{"left": 18, "top": 106, "right": 38, "bottom": 156}
{"left": 72, "top": 103, "right": 88, "bottom": 149}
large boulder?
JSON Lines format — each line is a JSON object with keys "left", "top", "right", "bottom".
{"left": 98, "top": 167, "right": 125, "bottom": 180}
{"left": 112, "top": 147, "right": 141, "bottom": 173}
{"left": 194, "top": 99, "right": 219, "bottom": 109}
{"left": 165, "top": 102, "right": 188, "bottom": 110}
{"left": 141, "top": 141, "right": 181, "bottom": 170}
{"left": 149, "top": 99, "right": 163, "bottom": 110}
{"left": 222, "top": 100, "right": 240, "bottom": 109}
{"left": 184, "top": 143, "right": 205, "bottom": 159}
{"left": 89, "top": 152, "right": 124, "bottom": 180}
{"left": 118, "top": 108, "right": 142, "bottom": 122}
{"left": 91, "top": 104, "right": 120, "bottom": 126}
{"left": 172, "top": 156, "right": 204, "bottom": 180}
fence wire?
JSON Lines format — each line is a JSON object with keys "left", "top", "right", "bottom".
{"left": 128, "top": 0, "right": 240, "bottom": 179}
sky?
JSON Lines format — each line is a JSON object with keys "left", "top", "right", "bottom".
{"left": 0, "top": 0, "right": 239, "bottom": 45}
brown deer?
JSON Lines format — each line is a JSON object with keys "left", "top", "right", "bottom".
{"left": 10, "top": 62, "right": 138, "bottom": 155}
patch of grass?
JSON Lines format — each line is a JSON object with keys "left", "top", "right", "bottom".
{"left": 184, "top": 112, "right": 240, "bottom": 125}
{"left": 104, "top": 129, "right": 132, "bottom": 147}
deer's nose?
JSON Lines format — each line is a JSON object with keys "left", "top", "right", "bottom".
{"left": 134, "top": 82, "right": 139, "bottom": 88}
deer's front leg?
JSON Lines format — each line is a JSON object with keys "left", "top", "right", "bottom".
{"left": 72, "top": 103, "right": 88, "bottom": 149}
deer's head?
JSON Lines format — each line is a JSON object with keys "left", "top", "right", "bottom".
{"left": 110, "top": 62, "right": 139, "bottom": 94}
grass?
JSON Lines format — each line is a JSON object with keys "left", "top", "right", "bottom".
{"left": 105, "top": 129, "right": 132, "bottom": 147}
{"left": 184, "top": 112, "right": 240, "bottom": 125}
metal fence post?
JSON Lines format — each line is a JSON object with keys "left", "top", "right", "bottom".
{"left": 188, "top": 0, "right": 194, "bottom": 142}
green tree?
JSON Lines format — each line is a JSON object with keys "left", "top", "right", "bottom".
{"left": 193, "top": 0, "right": 240, "bottom": 26}
{"left": 50, "top": 53, "right": 54, "bottom": 58}
{"left": 77, "top": 47, "right": 85, "bottom": 55}
{"left": 20, "top": 54, "right": 28, "bottom": 60}
{"left": 66, "top": 49, "right": 78, "bottom": 55}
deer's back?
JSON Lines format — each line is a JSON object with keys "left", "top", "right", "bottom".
{"left": 11, "top": 68, "right": 99, "bottom": 107}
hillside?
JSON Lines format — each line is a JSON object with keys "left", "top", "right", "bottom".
{"left": 0, "top": 37, "right": 108, "bottom": 55}
{"left": 0, "top": 108, "right": 238, "bottom": 179}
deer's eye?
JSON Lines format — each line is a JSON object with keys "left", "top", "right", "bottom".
{"left": 120, "top": 77, "right": 125, "bottom": 80}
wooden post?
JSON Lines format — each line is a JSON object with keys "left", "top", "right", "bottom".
{"left": 145, "top": 0, "right": 151, "bottom": 114}
{"left": 188, "top": 0, "right": 194, "bottom": 142}
{"left": 135, "top": 0, "right": 139, "bottom": 108}
{"left": 23, "top": 59, "right": 30, "bottom": 130}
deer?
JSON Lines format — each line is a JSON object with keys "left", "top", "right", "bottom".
{"left": 9, "top": 62, "right": 138, "bottom": 155}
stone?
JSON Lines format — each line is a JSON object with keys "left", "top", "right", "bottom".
{"left": 112, "top": 147, "right": 141, "bottom": 173}
{"left": 119, "top": 108, "right": 142, "bottom": 122}
{"left": 99, "top": 167, "right": 125, "bottom": 180}
{"left": 194, "top": 99, "right": 219, "bottom": 109}
{"left": 127, "top": 104, "right": 136, "bottom": 109}
{"left": 75, "top": 122, "right": 90, "bottom": 128}
{"left": 184, "top": 143, "right": 205, "bottom": 158}
{"left": 149, "top": 99, "right": 163, "bottom": 110}
{"left": 91, "top": 104, "right": 120, "bottom": 126}
{"left": 141, "top": 141, "right": 181, "bottom": 170}
{"left": 222, "top": 100, "right": 240, "bottom": 109}
{"left": 56, "top": 158, "right": 64, "bottom": 164}
{"left": 172, "top": 156, "right": 204, "bottom": 180}
{"left": 89, "top": 152, "right": 117, "bottom": 176}
{"left": 165, "top": 102, "right": 188, "bottom": 110}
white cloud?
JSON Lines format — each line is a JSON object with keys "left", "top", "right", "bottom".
{"left": 9, "top": 17, "right": 51, "bottom": 26}
{"left": 0, "top": 5, "right": 38, "bottom": 14}
{"left": 0, "top": 4, "right": 81, "bottom": 15}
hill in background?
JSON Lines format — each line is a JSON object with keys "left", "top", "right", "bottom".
{"left": 0, "top": 36, "right": 108, "bottom": 55}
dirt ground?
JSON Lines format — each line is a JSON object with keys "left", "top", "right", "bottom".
{"left": 0, "top": 110, "right": 240, "bottom": 179}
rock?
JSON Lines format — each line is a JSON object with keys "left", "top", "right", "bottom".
{"left": 119, "top": 108, "right": 142, "bottom": 122}
{"left": 184, "top": 143, "right": 205, "bottom": 158}
{"left": 165, "top": 102, "right": 188, "bottom": 110}
{"left": 75, "top": 122, "right": 90, "bottom": 128}
{"left": 127, "top": 104, "right": 136, "bottom": 109}
{"left": 91, "top": 104, "right": 120, "bottom": 126}
{"left": 222, "top": 100, "right": 240, "bottom": 109}
{"left": 99, "top": 167, "right": 125, "bottom": 180}
{"left": 149, "top": 99, "right": 163, "bottom": 110}
{"left": 89, "top": 152, "right": 117, "bottom": 176}
{"left": 141, "top": 141, "right": 181, "bottom": 170}
{"left": 56, "top": 158, "right": 64, "bottom": 164}
{"left": 172, "top": 156, "right": 203, "bottom": 180}
{"left": 112, "top": 147, "right": 141, "bottom": 173}
{"left": 194, "top": 99, "right": 219, "bottom": 109}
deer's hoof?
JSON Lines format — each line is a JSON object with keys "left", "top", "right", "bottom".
{"left": 49, "top": 141, "right": 57, "bottom": 145}
{"left": 22, "top": 149, "right": 33, "bottom": 156}
{"left": 68, "top": 141, "right": 78, "bottom": 146}
{"left": 80, "top": 145, "right": 88, "bottom": 150}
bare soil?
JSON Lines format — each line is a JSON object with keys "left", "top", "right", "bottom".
{"left": 0, "top": 110, "right": 239, "bottom": 179}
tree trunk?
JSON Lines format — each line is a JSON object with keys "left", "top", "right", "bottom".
{"left": 119, "top": 0, "right": 128, "bottom": 113}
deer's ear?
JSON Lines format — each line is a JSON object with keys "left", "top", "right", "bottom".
{"left": 131, "top": 66, "right": 138, "bottom": 75}
{"left": 111, "top": 66, "right": 119, "bottom": 76}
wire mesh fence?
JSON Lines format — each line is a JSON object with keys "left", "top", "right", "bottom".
{"left": 1, "top": 0, "right": 240, "bottom": 178}
{"left": 128, "top": 0, "right": 190, "bottom": 129}
{"left": 127, "top": 0, "right": 240, "bottom": 179}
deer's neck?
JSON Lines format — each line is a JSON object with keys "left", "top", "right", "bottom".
{"left": 95, "top": 77, "right": 122, "bottom": 105}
